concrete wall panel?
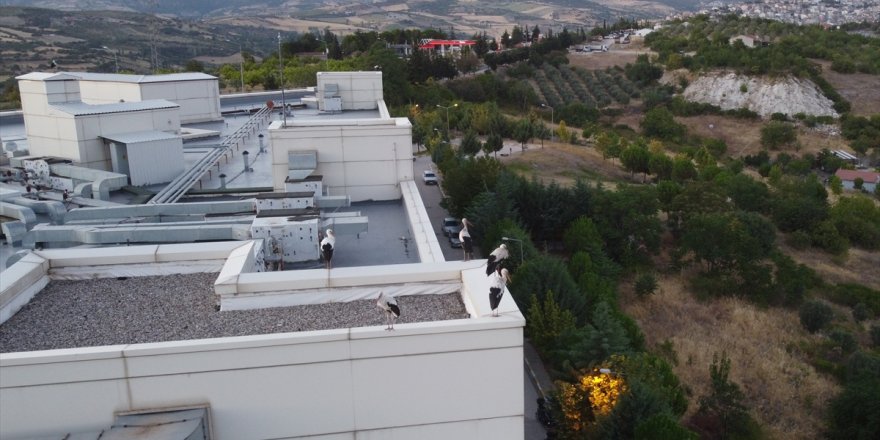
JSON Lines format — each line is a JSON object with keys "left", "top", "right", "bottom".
{"left": 128, "top": 361, "right": 356, "bottom": 440}
{"left": 350, "top": 347, "right": 523, "bottom": 430}
{"left": 355, "top": 416, "right": 523, "bottom": 440}
{"left": 0, "top": 379, "right": 127, "bottom": 438}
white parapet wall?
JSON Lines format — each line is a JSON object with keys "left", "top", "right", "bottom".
{"left": 0, "top": 241, "right": 525, "bottom": 440}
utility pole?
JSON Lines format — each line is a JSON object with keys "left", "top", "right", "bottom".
{"left": 239, "top": 43, "right": 245, "bottom": 92}
{"left": 278, "top": 32, "right": 286, "bottom": 126}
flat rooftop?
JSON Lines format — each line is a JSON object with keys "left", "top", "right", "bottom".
{"left": 0, "top": 272, "right": 468, "bottom": 353}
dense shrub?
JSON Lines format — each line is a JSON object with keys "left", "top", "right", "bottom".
{"left": 799, "top": 300, "right": 834, "bottom": 333}
{"left": 635, "top": 414, "right": 698, "bottom": 440}
{"left": 827, "top": 378, "right": 880, "bottom": 440}
{"left": 829, "top": 328, "right": 858, "bottom": 353}
{"left": 635, "top": 273, "right": 659, "bottom": 297}
{"left": 760, "top": 121, "right": 797, "bottom": 150}
{"left": 826, "top": 283, "right": 880, "bottom": 315}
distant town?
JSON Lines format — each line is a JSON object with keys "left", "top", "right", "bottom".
{"left": 679, "top": 0, "right": 880, "bottom": 26}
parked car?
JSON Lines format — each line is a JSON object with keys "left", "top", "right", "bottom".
{"left": 442, "top": 217, "right": 461, "bottom": 237}
{"left": 422, "top": 170, "right": 438, "bottom": 185}
{"left": 448, "top": 236, "right": 462, "bottom": 248}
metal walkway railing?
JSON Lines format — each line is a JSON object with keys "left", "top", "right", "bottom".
{"left": 148, "top": 106, "right": 272, "bottom": 204}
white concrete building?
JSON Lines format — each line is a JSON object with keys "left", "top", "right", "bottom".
{"left": 16, "top": 72, "right": 183, "bottom": 175}
{"left": 0, "top": 241, "right": 525, "bottom": 440}
{"left": 72, "top": 72, "right": 222, "bottom": 124}
{"left": 270, "top": 72, "right": 414, "bottom": 202}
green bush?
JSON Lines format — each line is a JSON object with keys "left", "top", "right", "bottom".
{"left": 760, "top": 121, "right": 797, "bottom": 150}
{"left": 786, "top": 230, "right": 812, "bottom": 250}
{"left": 846, "top": 351, "right": 880, "bottom": 382}
{"left": 635, "top": 272, "right": 659, "bottom": 297}
{"left": 635, "top": 414, "right": 698, "bottom": 440}
{"left": 871, "top": 324, "right": 880, "bottom": 347}
{"left": 827, "top": 378, "right": 880, "bottom": 440}
{"left": 829, "top": 328, "right": 857, "bottom": 353}
{"left": 799, "top": 300, "right": 834, "bottom": 333}
{"left": 852, "top": 302, "right": 871, "bottom": 322}
{"left": 827, "top": 283, "right": 880, "bottom": 316}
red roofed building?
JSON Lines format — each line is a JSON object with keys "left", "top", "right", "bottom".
{"left": 835, "top": 169, "right": 880, "bottom": 192}
{"left": 418, "top": 39, "right": 476, "bottom": 57}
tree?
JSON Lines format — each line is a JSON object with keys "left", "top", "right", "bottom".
{"left": 649, "top": 153, "right": 674, "bottom": 181}
{"left": 484, "top": 132, "right": 504, "bottom": 157}
{"left": 527, "top": 291, "right": 576, "bottom": 352}
{"left": 830, "top": 195, "right": 880, "bottom": 250}
{"left": 561, "top": 301, "right": 632, "bottom": 366}
{"left": 510, "top": 255, "right": 586, "bottom": 322}
{"left": 184, "top": 59, "right": 204, "bottom": 72}
{"left": 830, "top": 175, "right": 843, "bottom": 194}
{"left": 556, "top": 120, "right": 572, "bottom": 143}
{"left": 693, "top": 352, "right": 755, "bottom": 440}
{"left": 641, "top": 107, "right": 685, "bottom": 141}
{"left": 459, "top": 130, "right": 482, "bottom": 157}
{"left": 828, "top": 378, "right": 880, "bottom": 440}
{"left": 760, "top": 121, "right": 797, "bottom": 150}
{"left": 680, "top": 211, "right": 775, "bottom": 274}
{"left": 620, "top": 144, "right": 651, "bottom": 181}
{"left": 514, "top": 118, "right": 533, "bottom": 151}
{"left": 440, "top": 156, "right": 503, "bottom": 217}
{"left": 854, "top": 177, "right": 864, "bottom": 190}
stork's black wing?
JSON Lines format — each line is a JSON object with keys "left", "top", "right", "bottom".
{"left": 388, "top": 302, "right": 401, "bottom": 318}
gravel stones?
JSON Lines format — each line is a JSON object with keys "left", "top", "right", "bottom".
{"left": 0, "top": 273, "right": 469, "bottom": 353}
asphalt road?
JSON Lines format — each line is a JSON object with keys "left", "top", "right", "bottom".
{"left": 412, "top": 153, "right": 547, "bottom": 439}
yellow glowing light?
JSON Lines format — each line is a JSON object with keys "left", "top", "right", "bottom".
{"left": 556, "top": 369, "right": 628, "bottom": 433}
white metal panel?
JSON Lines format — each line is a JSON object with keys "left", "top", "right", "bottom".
{"left": 126, "top": 138, "right": 184, "bottom": 186}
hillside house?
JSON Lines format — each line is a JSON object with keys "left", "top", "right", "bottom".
{"left": 835, "top": 169, "right": 880, "bottom": 192}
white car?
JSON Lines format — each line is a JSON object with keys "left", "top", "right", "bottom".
{"left": 423, "top": 170, "right": 438, "bottom": 185}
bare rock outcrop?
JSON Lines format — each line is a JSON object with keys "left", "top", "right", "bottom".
{"left": 683, "top": 72, "right": 838, "bottom": 118}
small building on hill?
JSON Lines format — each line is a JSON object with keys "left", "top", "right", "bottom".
{"left": 835, "top": 169, "right": 880, "bottom": 192}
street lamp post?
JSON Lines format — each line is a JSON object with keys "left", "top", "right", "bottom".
{"left": 239, "top": 43, "right": 245, "bottom": 92}
{"left": 102, "top": 46, "right": 118, "bottom": 73}
{"left": 436, "top": 103, "right": 458, "bottom": 139}
{"left": 501, "top": 236, "right": 524, "bottom": 265}
{"left": 542, "top": 103, "right": 554, "bottom": 139}
{"left": 278, "top": 32, "right": 287, "bottom": 126}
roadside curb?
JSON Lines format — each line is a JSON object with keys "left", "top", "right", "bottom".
{"left": 523, "top": 340, "right": 554, "bottom": 401}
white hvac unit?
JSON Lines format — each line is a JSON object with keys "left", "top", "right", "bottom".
{"left": 285, "top": 176, "right": 323, "bottom": 196}
{"left": 250, "top": 216, "right": 320, "bottom": 263}
{"left": 253, "top": 192, "right": 316, "bottom": 212}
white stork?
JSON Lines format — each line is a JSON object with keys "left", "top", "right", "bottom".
{"left": 377, "top": 292, "right": 401, "bottom": 330}
{"left": 488, "top": 268, "right": 510, "bottom": 317}
{"left": 485, "top": 243, "right": 509, "bottom": 276}
{"left": 320, "top": 229, "right": 336, "bottom": 269}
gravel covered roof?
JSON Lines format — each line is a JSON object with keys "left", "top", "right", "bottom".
{"left": 0, "top": 273, "right": 469, "bottom": 354}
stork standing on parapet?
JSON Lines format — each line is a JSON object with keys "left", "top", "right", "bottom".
{"left": 488, "top": 268, "right": 510, "bottom": 317}
{"left": 320, "top": 229, "right": 335, "bottom": 269}
{"left": 377, "top": 292, "right": 400, "bottom": 330}
{"left": 459, "top": 218, "right": 474, "bottom": 261}
{"left": 485, "top": 243, "right": 509, "bottom": 276}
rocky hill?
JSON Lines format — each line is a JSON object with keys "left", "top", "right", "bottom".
{"left": 683, "top": 71, "right": 838, "bottom": 118}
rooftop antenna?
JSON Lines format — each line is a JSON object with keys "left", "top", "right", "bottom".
{"left": 278, "top": 32, "right": 287, "bottom": 127}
